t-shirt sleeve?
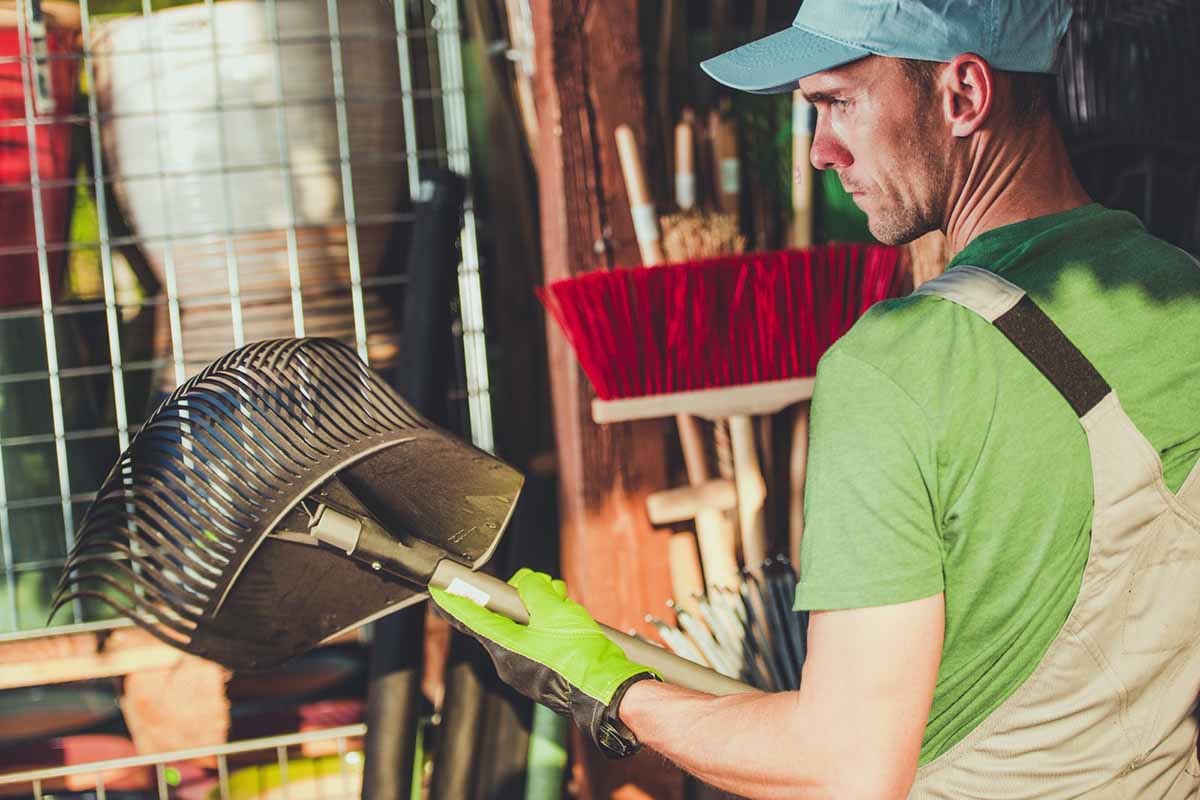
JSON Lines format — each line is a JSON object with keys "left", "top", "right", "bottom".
{"left": 793, "top": 348, "right": 944, "bottom": 611}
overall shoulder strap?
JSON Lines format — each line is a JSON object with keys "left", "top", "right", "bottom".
{"left": 917, "top": 266, "right": 1111, "bottom": 417}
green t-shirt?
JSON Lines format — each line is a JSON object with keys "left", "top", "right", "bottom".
{"left": 793, "top": 204, "right": 1200, "bottom": 765}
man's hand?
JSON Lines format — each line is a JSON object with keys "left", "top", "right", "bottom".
{"left": 429, "top": 568, "right": 659, "bottom": 758}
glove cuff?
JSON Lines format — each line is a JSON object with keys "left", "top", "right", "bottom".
{"left": 589, "top": 672, "right": 658, "bottom": 759}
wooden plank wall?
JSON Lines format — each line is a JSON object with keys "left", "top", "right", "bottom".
{"left": 531, "top": 2, "right": 685, "bottom": 798}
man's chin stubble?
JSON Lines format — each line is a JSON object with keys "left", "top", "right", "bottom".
{"left": 867, "top": 209, "right": 939, "bottom": 246}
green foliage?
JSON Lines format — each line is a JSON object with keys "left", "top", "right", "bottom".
{"left": 731, "top": 91, "right": 794, "bottom": 218}
{"left": 820, "top": 169, "right": 876, "bottom": 244}
{"left": 86, "top": 0, "right": 207, "bottom": 17}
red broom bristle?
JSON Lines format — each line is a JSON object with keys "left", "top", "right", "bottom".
{"left": 538, "top": 244, "right": 905, "bottom": 401}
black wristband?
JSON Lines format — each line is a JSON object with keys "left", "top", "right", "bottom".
{"left": 594, "top": 672, "right": 659, "bottom": 759}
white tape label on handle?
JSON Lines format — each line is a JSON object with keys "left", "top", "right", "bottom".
{"left": 631, "top": 203, "right": 661, "bottom": 244}
{"left": 720, "top": 158, "right": 740, "bottom": 195}
{"left": 29, "top": 20, "right": 55, "bottom": 115}
{"left": 446, "top": 577, "right": 492, "bottom": 608}
{"left": 676, "top": 173, "right": 697, "bottom": 210}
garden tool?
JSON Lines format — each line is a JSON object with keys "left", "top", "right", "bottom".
{"left": 50, "top": 337, "right": 750, "bottom": 698}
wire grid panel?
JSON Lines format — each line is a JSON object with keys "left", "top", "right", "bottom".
{"left": 0, "top": 723, "right": 370, "bottom": 798}
{"left": 0, "top": 0, "right": 493, "bottom": 637}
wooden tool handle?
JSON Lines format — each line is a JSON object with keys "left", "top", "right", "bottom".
{"left": 791, "top": 90, "right": 816, "bottom": 249}
{"left": 709, "top": 107, "right": 740, "bottom": 215}
{"left": 647, "top": 479, "right": 738, "bottom": 525}
{"left": 693, "top": 509, "right": 740, "bottom": 590}
{"left": 674, "top": 113, "right": 696, "bottom": 211}
{"left": 431, "top": 560, "right": 754, "bottom": 696}
{"left": 667, "top": 532, "right": 705, "bottom": 618}
{"left": 676, "top": 414, "right": 740, "bottom": 589}
{"left": 729, "top": 414, "right": 768, "bottom": 571}
{"left": 615, "top": 124, "right": 665, "bottom": 265}
{"left": 676, "top": 413, "right": 709, "bottom": 485}
{"left": 788, "top": 401, "right": 812, "bottom": 567}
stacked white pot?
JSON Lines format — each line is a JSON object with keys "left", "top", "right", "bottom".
{"left": 91, "top": 0, "right": 408, "bottom": 384}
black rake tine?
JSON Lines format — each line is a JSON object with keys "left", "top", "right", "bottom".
{"left": 747, "top": 569, "right": 799, "bottom": 690}
{"left": 733, "top": 581, "right": 788, "bottom": 691}
{"left": 79, "top": 507, "right": 231, "bottom": 578}
{"left": 769, "top": 569, "right": 806, "bottom": 681}
{"left": 773, "top": 556, "right": 809, "bottom": 674}
{"left": 50, "top": 582, "right": 199, "bottom": 642}
{"left": 727, "top": 593, "right": 783, "bottom": 691}
{"left": 712, "top": 587, "right": 778, "bottom": 691}
{"left": 62, "top": 538, "right": 217, "bottom": 601}
{"left": 54, "top": 553, "right": 208, "bottom": 619}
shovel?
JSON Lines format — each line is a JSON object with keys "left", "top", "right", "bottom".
{"left": 51, "top": 338, "right": 751, "bottom": 697}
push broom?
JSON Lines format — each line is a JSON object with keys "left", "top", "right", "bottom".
{"left": 616, "top": 123, "right": 777, "bottom": 583}
{"left": 608, "top": 124, "right": 742, "bottom": 606}
{"left": 49, "top": 338, "right": 752, "bottom": 700}
{"left": 537, "top": 130, "right": 907, "bottom": 572}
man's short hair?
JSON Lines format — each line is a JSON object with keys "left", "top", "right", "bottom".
{"left": 898, "top": 58, "right": 1056, "bottom": 125}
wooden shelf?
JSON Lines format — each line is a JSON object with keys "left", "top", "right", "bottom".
{"left": 0, "top": 627, "right": 183, "bottom": 691}
{"left": 0, "top": 626, "right": 364, "bottom": 690}
{"left": 592, "top": 377, "right": 816, "bottom": 423}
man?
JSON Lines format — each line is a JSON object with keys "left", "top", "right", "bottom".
{"left": 433, "top": 0, "right": 1200, "bottom": 797}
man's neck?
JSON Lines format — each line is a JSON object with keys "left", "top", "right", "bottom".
{"left": 942, "top": 116, "right": 1092, "bottom": 255}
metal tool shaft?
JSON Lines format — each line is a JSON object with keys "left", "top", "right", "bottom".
{"left": 432, "top": 559, "right": 755, "bottom": 697}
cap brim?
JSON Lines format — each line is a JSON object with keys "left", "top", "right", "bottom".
{"left": 701, "top": 25, "right": 872, "bottom": 95}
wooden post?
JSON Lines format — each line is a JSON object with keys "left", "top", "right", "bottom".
{"left": 531, "top": 2, "right": 684, "bottom": 798}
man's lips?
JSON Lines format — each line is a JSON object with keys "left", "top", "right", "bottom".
{"left": 838, "top": 175, "right": 868, "bottom": 197}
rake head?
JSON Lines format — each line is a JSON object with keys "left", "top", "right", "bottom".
{"left": 51, "top": 338, "right": 523, "bottom": 671}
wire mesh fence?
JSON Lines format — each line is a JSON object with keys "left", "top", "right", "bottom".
{"left": 0, "top": 0, "right": 492, "bottom": 638}
{"left": 0, "top": 723, "right": 370, "bottom": 798}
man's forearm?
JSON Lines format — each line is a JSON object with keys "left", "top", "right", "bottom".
{"left": 617, "top": 679, "right": 837, "bottom": 799}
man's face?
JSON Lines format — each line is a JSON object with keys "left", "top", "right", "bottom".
{"left": 798, "top": 56, "right": 952, "bottom": 246}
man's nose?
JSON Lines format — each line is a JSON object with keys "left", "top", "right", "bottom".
{"left": 810, "top": 118, "right": 852, "bottom": 171}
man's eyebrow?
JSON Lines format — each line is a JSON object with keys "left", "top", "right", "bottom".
{"left": 802, "top": 90, "right": 844, "bottom": 104}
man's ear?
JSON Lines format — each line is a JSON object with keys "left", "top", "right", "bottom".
{"left": 941, "top": 53, "right": 994, "bottom": 138}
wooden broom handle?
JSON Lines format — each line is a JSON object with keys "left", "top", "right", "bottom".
{"left": 729, "top": 414, "right": 768, "bottom": 571}
{"left": 613, "top": 125, "right": 741, "bottom": 605}
{"left": 615, "top": 124, "right": 665, "bottom": 265}
{"left": 677, "top": 414, "right": 741, "bottom": 590}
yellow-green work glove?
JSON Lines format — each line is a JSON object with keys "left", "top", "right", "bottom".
{"left": 429, "top": 568, "right": 659, "bottom": 758}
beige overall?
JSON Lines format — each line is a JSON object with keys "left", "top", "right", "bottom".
{"left": 908, "top": 266, "right": 1200, "bottom": 799}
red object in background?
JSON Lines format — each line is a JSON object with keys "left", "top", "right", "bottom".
{"left": 0, "top": 18, "right": 80, "bottom": 310}
{"left": 537, "top": 244, "right": 907, "bottom": 401}
{"left": 0, "top": 735, "right": 153, "bottom": 794}
{"left": 230, "top": 698, "right": 366, "bottom": 743}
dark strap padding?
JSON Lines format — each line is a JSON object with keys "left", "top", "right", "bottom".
{"left": 993, "top": 296, "right": 1111, "bottom": 417}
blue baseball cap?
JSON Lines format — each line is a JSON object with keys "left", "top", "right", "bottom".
{"left": 701, "top": 0, "right": 1073, "bottom": 94}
